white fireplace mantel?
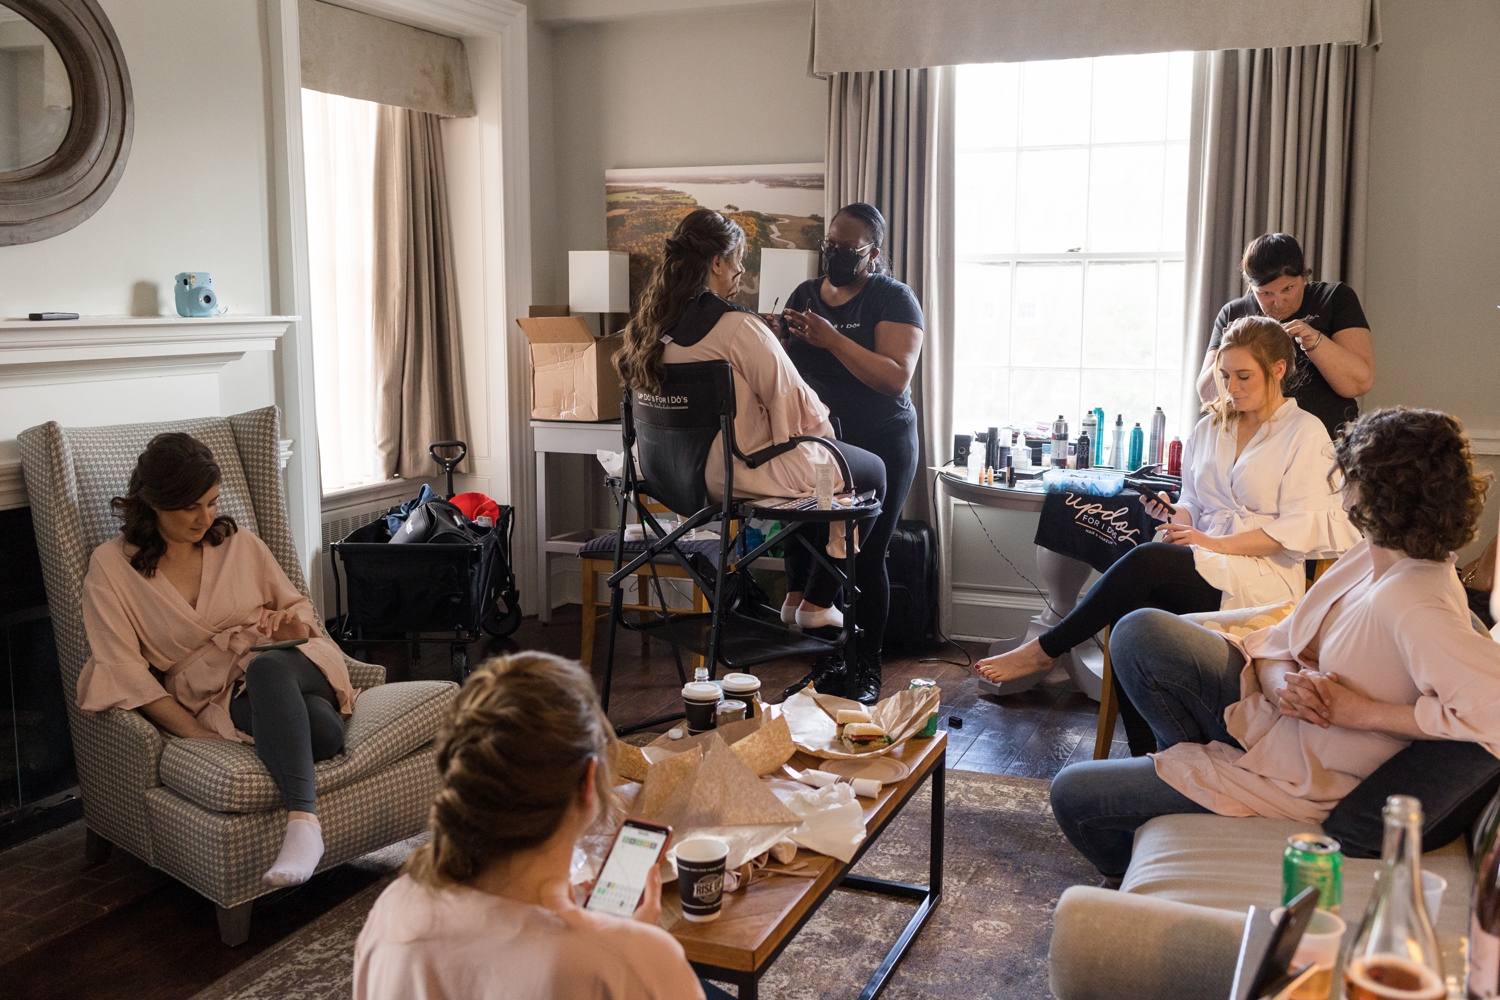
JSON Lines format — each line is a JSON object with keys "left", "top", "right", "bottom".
{"left": 0, "top": 315, "right": 296, "bottom": 509}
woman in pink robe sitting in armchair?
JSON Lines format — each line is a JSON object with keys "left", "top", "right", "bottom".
{"left": 76, "top": 433, "right": 355, "bottom": 887}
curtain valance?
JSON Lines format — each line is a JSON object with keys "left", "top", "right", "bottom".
{"left": 810, "top": 0, "right": 1380, "bottom": 74}
{"left": 299, "top": 0, "right": 475, "bottom": 118}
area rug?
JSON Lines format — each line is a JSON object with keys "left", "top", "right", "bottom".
{"left": 190, "top": 771, "right": 1096, "bottom": 1000}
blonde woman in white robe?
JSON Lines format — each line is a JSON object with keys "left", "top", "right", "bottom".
{"left": 977, "top": 317, "right": 1360, "bottom": 714}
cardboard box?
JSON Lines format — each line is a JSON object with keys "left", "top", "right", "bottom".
{"left": 517, "top": 311, "right": 623, "bottom": 422}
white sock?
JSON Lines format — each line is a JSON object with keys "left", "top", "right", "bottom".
{"left": 795, "top": 604, "right": 844, "bottom": 629}
{"left": 780, "top": 596, "right": 799, "bottom": 626}
{"left": 262, "top": 817, "right": 324, "bottom": 888}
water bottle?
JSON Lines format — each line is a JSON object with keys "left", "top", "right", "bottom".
{"left": 1093, "top": 407, "right": 1107, "bottom": 465}
{"left": 1075, "top": 430, "right": 1091, "bottom": 470}
{"left": 1148, "top": 407, "right": 1166, "bottom": 467}
{"left": 1128, "top": 423, "right": 1145, "bottom": 472}
{"left": 1110, "top": 415, "right": 1125, "bottom": 470}
{"left": 1051, "top": 415, "right": 1069, "bottom": 470}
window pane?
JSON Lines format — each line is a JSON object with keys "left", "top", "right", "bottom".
{"left": 1011, "top": 368, "right": 1081, "bottom": 428}
{"left": 1081, "top": 370, "right": 1158, "bottom": 449}
{"left": 1087, "top": 144, "right": 1165, "bottom": 252}
{"left": 1083, "top": 262, "right": 1157, "bottom": 369}
{"left": 1016, "top": 149, "right": 1087, "bottom": 251}
{"left": 1012, "top": 263, "right": 1082, "bottom": 367}
{"left": 1020, "top": 59, "right": 1091, "bottom": 146}
{"left": 956, "top": 150, "right": 1017, "bottom": 254}
{"left": 957, "top": 63, "right": 1019, "bottom": 150}
{"left": 1091, "top": 54, "right": 1170, "bottom": 143}
{"left": 1157, "top": 259, "right": 1185, "bottom": 372}
{"left": 1166, "top": 52, "right": 1194, "bottom": 142}
{"left": 1160, "top": 142, "right": 1189, "bottom": 251}
{"left": 1155, "top": 370, "right": 1189, "bottom": 439}
{"left": 954, "top": 366, "right": 1009, "bottom": 433}
{"left": 956, "top": 263, "right": 1011, "bottom": 367}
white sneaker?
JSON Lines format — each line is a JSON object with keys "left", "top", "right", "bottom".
{"left": 795, "top": 604, "right": 844, "bottom": 630}
{"left": 780, "top": 597, "right": 799, "bottom": 626}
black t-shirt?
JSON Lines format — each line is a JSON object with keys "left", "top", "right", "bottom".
{"left": 784, "top": 274, "right": 925, "bottom": 431}
{"left": 1209, "top": 281, "right": 1370, "bottom": 437}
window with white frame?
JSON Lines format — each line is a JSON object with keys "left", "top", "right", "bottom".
{"left": 954, "top": 53, "right": 1193, "bottom": 443}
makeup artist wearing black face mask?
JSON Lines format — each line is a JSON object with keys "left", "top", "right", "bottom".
{"left": 778, "top": 202, "right": 925, "bottom": 704}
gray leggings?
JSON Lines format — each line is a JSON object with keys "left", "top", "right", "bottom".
{"left": 228, "top": 648, "right": 344, "bottom": 814}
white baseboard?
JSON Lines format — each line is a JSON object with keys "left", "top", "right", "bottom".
{"left": 1470, "top": 430, "right": 1500, "bottom": 457}
{"left": 950, "top": 586, "right": 1050, "bottom": 612}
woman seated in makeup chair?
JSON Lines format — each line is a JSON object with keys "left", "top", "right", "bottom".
{"left": 612, "top": 206, "right": 890, "bottom": 703}
{"left": 1049, "top": 407, "right": 1500, "bottom": 883}
{"left": 76, "top": 432, "right": 356, "bottom": 887}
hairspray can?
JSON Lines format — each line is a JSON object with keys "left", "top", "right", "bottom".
{"left": 1051, "top": 415, "right": 1069, "bottom": 470}
{"left": 1111, "top": 415, "right": 1125, "bottom": 470}
{"left": 1093, "top": 407, "right": 1107, "bottom": 465}
{"left": 1148, "top": 407, "right": 1166, "bottom": 466}
{"left": 1128, "top": 423, "right": 1144, "bottom": 472}
{"left": 1167, "top": 436, "right": 1183, "bottom": 476}
{"left": 984, "top": 427, "right": 999, "bottom": 474}
{"left": 1075, "top": 430, "right": 1091, "bottom": 470}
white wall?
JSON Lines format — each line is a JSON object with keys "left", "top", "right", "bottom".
{"left": 1363, "top": 0, "right": 1500, "bottom": 562}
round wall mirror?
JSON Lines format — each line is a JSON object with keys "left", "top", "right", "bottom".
{"left": 0, "top": 5, "right": 73, "bottom": 171}
{"left": 0, "top": 0, "right": 131, "bottom": 246}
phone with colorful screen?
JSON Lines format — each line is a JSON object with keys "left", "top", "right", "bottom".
{"left": 584, "top": 820, "right": 673, "bottom": 917}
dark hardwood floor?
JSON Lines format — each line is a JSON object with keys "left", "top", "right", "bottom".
{"left": 0, "top": 606, "right": 1124, "bottom": 999}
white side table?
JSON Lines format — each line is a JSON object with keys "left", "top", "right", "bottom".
{"left": 532, "top": 419, "right": 624, "bottom": 623}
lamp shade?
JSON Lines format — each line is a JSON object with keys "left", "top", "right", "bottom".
{"left": 569, "top": 250, "right": 630, "bottom": 313}
{"left": 758, "top": 248, "right": 820, "bottom": 313}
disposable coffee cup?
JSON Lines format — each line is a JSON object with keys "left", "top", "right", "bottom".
{"left": 675, "top": 837, "right": 728, "bottom": 922}
{"left": 682, "top": 681, "right": 721, "bottom": 735}
{"left": 721, "top": 673, "right": 762, "bottom": 717}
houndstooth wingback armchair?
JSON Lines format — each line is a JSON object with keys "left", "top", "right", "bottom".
{"left": 17, "top": 406, "right": 456, "bottom": 945}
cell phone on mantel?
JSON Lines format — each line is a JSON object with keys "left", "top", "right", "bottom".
{"left": 584, "top": 819, "right": 673, "bottom": 917}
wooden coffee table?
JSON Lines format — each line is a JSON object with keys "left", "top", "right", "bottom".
{"left": 662, "top": 732, "right": 947, "bottom": 1000}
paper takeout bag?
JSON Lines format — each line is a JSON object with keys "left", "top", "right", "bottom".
{"left": 781, "top": 684, "right": 940, "bottom": 759}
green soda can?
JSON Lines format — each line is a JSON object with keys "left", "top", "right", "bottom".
{"left": 908, "top": 679, "right": 940, "bottom": 738}
{"left": 1282, "top": 833, "right": 1343, "bottom": 912}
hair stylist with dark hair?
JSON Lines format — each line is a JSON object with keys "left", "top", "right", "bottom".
{"left": 1195, "top": 233, "right": 1376, "bottom": 437}
{"left": 778, "top": 203, "right": 924, "bottom": 704}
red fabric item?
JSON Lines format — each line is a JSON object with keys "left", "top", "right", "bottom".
{"left": 450, "top": 492, "right": 500, "bottom": 524}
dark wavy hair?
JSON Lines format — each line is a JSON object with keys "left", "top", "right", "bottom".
{"left": 614, "top": 207, "right": 745, "bottom": 394}
{"left": 1242, "top": 233, "right": 1310, "bottom": 287}
{"left": 110, "top": 433, "right": 237, "bottom": 576}
{"left": 832, "top": 202, "right": 891, "bottom": 276}
{"left": 405, "top": 652, "right": 619, "bottom": 886}
{"left": 1332, "top": 408, "right": 1491, "bottom": 561}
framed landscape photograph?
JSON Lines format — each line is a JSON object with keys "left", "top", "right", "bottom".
{"left": 604, "top": 162, "right": 825, "bottom": 310}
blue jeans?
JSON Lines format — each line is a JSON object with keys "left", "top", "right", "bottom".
{"left": 1049, "top": 609, "right": 1245, "bottom": 877}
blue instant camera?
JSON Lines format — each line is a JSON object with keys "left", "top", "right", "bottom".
{"left": 174, "top": 272, "right": 222, "bottom": 317}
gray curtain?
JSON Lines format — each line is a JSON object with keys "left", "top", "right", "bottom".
{"left": 825, "top": 67, "right": 956, "bottom": 525}
{"left": 373, "top": 105, "right": 471, "bottom": 480}
{"left": 1182, "top": 43, "right": 1375, "bottom": 419}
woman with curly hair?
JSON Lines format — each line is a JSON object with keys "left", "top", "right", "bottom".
{"left": 1048, "top": 407, "right": 1500, "bottom": 881}
{"left": 77, "top": 433, "right": 356, "bottom": 887}
{"left": 354, "top": 652, "right": 717, "bottom": 1000}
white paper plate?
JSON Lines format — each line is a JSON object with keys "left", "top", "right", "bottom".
{"left": 819, "top": 756, "right": 910, "bottom": 785}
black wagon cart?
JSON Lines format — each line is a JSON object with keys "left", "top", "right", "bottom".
{"left": 329, "top": 441, "right": 521, "bottom": 680}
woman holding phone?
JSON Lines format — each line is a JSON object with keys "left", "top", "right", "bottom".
{"left": 778, "top": 203, "right": 925, "bottom": 704}
{"left": 975, "top": 318, "right": 1360, "bottom": 751}
{"left": 355, "top": 652, "right": 722, "bottom": 1000}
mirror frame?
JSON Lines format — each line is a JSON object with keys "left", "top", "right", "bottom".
{"left": 0, "top": 0, "right": 131, "bottom": 246}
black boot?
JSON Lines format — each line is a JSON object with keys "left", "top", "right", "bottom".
{"left": 782, "top": 652, "right": 848, "bottom": 701}
{"left": 848, "top": 651, "right": 882, "bottom": 705}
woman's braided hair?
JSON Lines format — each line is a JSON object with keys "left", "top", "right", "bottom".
{"left": 405, "top": 652, "right": 619, "bottom": 886}
{"left": 614, "top": 207, "right": 745, "bottom": 395}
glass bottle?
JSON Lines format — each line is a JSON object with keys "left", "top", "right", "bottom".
{"left": 1344, "top": 795, "right": 1445, "bottom": 1000}
{"left": 1469, "top": 789, "right": 1500, "bottom": 998}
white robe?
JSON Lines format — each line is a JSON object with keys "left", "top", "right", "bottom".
{"left": 1177, "top": 399, "right": 1361, "bottom": 610}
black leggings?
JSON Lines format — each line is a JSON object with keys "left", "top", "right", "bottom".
{"left": 228, "top": 648, "right": 345, "bottom": 814}
{"left": 782, "top": 440, "right": 887, "bottom": 652}
{"left": 1037, "top": 543, "right": 1222, "bottom": 756}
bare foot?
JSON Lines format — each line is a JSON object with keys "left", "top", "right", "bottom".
{"left": 974, "top": 639, "right": 1055, "bottom": 684}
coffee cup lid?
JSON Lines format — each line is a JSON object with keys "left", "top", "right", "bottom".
{"left": 682, "top": 681, "right": 721, "bottom": 701}
{"left": 721, "top": 672, "right": 761, "bottom": 693}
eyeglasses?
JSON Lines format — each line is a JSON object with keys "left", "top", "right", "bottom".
{"left": 819, "top": 239, "right": 874, "bottom": 256}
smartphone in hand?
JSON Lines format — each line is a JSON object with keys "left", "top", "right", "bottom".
{"left": 1143, "top": 491, "right": 1175, "bottom": 522}
{"left": 254, "top": 637, "right": 310, "bottom": 652}
{"left": 584, "top": 819, "right": 672, "bottom": 917}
